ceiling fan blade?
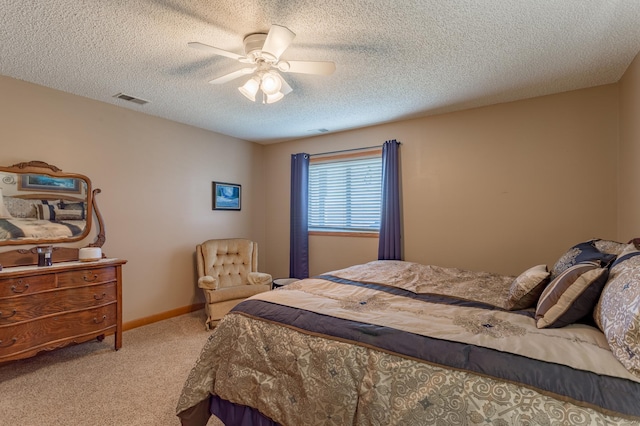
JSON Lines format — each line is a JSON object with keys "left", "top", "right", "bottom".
{"left": 281, "top": 60, "right": 336, "bottom": 76}
{"left": 261, "top": 25, "right": 295, "bottom": 61}
{"left": 208, "top": 67, "right": 256, "bottom": 85}
{"left": 188, "top": 42, "right": 245, "bottom": 61}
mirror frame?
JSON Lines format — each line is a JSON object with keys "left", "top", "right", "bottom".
{"left": 0, "top": 160, "right": 95, "bottom": 246}
{"left": 0, "top": 161, "right": 106, "bottom": 267}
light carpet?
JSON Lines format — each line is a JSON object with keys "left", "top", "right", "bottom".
{"left": 0, "top": 309, "right": 223, "bottom": 426}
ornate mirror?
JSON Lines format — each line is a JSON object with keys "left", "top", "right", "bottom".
{"left": 0, "top": 161, "right": 105, "bottom": 266}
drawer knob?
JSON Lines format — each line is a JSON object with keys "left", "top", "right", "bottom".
{"left": 10, "top": 280, "right": 29, "bottom": 294}
{"left": 93, "top": 315, "right": 107, "bottom": 324}
{"left": 0, "top": 337, "right": 17, "bottom": 348}
{"left": 93, "top": 292, "right": 107, "bottom": 301}
{"left": 0, "top": 309, "right": 17, "bottom": 320}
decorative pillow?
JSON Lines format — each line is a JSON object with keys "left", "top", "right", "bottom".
{"left": 549, "top": 241, "right": 616, "bottom": 280}
{"left": 594, "top": 253, "right": 640, "bottom": 377}
{"left": 2, "top": 196, "right": 39, "bottom": 218}
{"left": 53, "top": 207, "right": 84, "bottom": 221}
{"left": 58, "top": 201, "right": 86, "bottom": 219}
{"left": 504, "top": 265, "right": 550, "bottom": 310}
{"left": 593, "top": 238, "right": 628, "bottom": 256}
{"left": 594, "top": 244, "right": 640, "bottom": 330}
{"left": 58, "top": 201, "right": 85, "bottom": 210}
{"left": 535, "top": 261, "right": 609, "bottom": 329}
{"left": 615, "top": 242, "right": 640, "bottom": 260}
{"left": 36, "top": 203, "right": 56, "bottom": 220}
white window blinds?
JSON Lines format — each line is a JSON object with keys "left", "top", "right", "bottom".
{"left": 309, "top": 155, "right": 382, "bottom": 232}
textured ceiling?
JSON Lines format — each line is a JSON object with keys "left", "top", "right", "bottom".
{"left": 1, "top": 1, "right": 639, "bottom": 144}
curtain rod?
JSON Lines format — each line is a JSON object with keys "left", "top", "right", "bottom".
{"left": 309, "top": 140, "right": 400, "bottom": 157}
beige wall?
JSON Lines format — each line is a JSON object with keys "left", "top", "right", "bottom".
{"left": 0, "top": 70, "right": 629, "bottom": 322}
{"left": 0, "top": 76, "right": 267, "bottom": 323}
{"left": 265, "top": 85, "right": 620, "bottom": 277}
{"left": 618, "top": 52, "right": 640, "bottom": 240}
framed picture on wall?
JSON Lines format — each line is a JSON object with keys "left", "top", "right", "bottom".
{"left": 19, "top": 174, "right": 81, "bottom": 193}
{"left": 212, "top": 181, "right": 241, "bottom": 210}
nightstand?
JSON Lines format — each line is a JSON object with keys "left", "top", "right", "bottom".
{"left": 272, "top": 278, "right": 299, "bottom": 289}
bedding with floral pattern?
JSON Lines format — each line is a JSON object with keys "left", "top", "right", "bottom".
{"left": 177, "top": 255, "right": 640, "bottom": 426}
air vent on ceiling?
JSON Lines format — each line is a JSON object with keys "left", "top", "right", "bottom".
{"left": 113, "top": 93, "right": 150, "bottom": 105}
{"left": 309, "top": 128, "right": 329, "bottom": 133}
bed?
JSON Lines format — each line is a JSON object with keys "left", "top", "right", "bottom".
{"left": 176, "top": 239, "right": 640, "bottom": 425}
{"left": 0, "top": 218, "right": 85, "bottom": 240}
{"left": 0, "top": 194, "right": 86, "bottom": 241}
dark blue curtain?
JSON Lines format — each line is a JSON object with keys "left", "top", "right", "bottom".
{"left": 290, "top": 153, "right": 310, "bottom": 278}
{"left": 378, "top": 140, "right": 402, "bottom": 260}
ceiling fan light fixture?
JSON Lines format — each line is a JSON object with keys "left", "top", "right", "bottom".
{"left": 260, "top": 72, "right": 282, "bottom": 95}
{"left": 265, "top": 91, "right": 284, "bottom": 104}
{"left": 238, "top": 76, "right": 260, "bottom": 101}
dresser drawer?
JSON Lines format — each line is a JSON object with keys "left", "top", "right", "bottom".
{"left": 0, "top": 282, "right": 116, "bottom": 325}
{"left": 0, "top": 304, "right": 116, "bottom": 359}
{"left": 0, "top": 275, "right": 55, "bottom": 298}
{"left": 57, "top": 266, "right": 116, "bottom": 288}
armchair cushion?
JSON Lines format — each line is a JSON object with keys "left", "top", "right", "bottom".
{"left": 248, "top": 272, "right": 273, "bottom": 286}
{"left": 203, "top": 284, "right": 271, "bottom": 304}
{"left": 201, "top": 239, "right": 255, "bottom": 288}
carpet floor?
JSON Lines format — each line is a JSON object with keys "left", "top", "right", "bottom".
{"left": 0, "top": 309, "right": 223, "bottom": 426}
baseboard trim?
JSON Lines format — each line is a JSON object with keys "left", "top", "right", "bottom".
{"left": 123, "top": 303, "right": 205, "bottom": 331}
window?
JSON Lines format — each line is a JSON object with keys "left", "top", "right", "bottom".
{"left": 309, "top": 152, "right": 382, "bottom": 234}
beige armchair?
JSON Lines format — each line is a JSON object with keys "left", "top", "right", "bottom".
{"left": 196, "top": 238, "right": 272, "bottom": 329}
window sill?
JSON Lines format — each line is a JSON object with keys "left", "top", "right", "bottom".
{"left": 309, "top": 231, "right": 379, "bottom": 238}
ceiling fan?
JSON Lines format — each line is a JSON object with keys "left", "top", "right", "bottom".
{"left": 189, "top": 24, "right": 336, "bottom": 104}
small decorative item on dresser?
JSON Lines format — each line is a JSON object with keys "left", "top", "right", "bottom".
{"left": 36, "top": 245, "right": 53, "bottom": 267}
{"left": 272, "top": 278, "right": 299, "bottom": 289}
{"left": 79, "top": 247, "right": 102, "bottom": 262}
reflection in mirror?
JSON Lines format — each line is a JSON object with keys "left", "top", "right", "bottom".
{"left": 0, "top": 161, "right": 93, "bottom": 246}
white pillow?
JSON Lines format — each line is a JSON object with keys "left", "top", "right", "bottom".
{"left": 0, "top": 188, "right": 14, "bottom": 219}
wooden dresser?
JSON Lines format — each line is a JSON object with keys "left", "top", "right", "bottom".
{"left": 0, "top": 258, "right": 126, "bottom": 363}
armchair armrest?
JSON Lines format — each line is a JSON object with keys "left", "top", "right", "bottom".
{"left": 247, "top": 272, "right": 273, "bottom": 286}
{"left": 198, "top": 275, "right": 218, "bottom": 290}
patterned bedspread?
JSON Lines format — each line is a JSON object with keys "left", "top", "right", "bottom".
{"left": 177, "top": 260, "right": 640, "bottom": 425}
{"left": 0, "top": 218, "right": 84, "bottom": 240}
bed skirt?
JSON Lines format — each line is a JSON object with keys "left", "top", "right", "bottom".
{"left": 179, "top": 395, "right": 278, "bottom": 426}
{"left": 210, "top": 395, "right": 279, "bottom": 426}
